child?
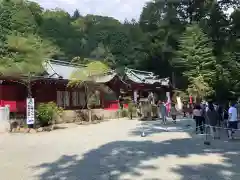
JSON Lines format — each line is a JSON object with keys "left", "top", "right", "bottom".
{"left": 170, "top": 103, "right": 177, "bottom": 124}
{"left": 158, "top": 100, "right": 167, "bottom": 124}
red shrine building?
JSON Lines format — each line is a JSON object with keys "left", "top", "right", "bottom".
{"left": 0, "top": 60, "right": 172, "bottom": 114}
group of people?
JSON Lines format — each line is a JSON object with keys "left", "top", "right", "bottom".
{"left": 158, "top": 100, "right": 177, "bottom": 124}
{"left": 157, "top": 99, "right": 239, "bottom": 140}
{"left": 193, "top": 101, "right": 239, "bottom": 140}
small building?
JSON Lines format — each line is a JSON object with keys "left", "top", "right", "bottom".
{"left": 0, "top": 60, "right": 171, "bottom": 114}
{"left": 103, "top": 68, "right": 172, "bottom": 110}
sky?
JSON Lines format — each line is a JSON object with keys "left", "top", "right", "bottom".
{"left": 32, "top": 0, "right": 151, "bottom": 21}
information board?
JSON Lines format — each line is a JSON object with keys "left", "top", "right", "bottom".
{"left": 26, "top": 98, "right": 35, "bottom": 125}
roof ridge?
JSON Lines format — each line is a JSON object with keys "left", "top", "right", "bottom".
{"left": 125, "top": 67, "right": 154, "bottom": 76}
{"left": 50, "top": 59, "right": 86, "bottom": 67}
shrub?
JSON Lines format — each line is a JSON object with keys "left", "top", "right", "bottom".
{"left": 36, "top": 102, "right": 63, "bottom": 127}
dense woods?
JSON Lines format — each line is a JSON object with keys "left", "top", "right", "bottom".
{"left": 0, "top": 0, "right": 239, "bottom": 102}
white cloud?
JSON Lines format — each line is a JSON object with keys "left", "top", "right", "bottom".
{"left": 31, "top": 0, "right": 150, "bottom": 21}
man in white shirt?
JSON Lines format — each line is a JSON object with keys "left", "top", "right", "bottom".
{"left": 228, "top": 102, "right": 238, "bottom": 139}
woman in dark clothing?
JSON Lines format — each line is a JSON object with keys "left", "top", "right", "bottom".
{"left": 183, "top": 102, "right": 187, "bottom": 117}
{"left": 118, "top": 95, "right": 124, "bottom": 109}
{"left": 217, "top": 105, "right": 224, "bottom": 127}
{"left": 206, "top": 102, "right": 220, "bottom": 139}
{"left": 193, "top": 104, "right": 204, "bottom": 134}
{"left": 223, "top": 104, "right": 229, "bottom": 128}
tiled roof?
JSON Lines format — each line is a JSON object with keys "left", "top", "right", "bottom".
{"left": 43, "top": 60, "right": 169, "bottom": 86}
{"left": 43, "top": 60, "right": 116, "bottom": 83}
{"left": 125, "top": 68, "right": 170, "bottom": 86}
{"left": 43, "top": 60, "right": 83, "bottom": 80}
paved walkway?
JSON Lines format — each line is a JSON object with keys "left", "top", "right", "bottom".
{"left": 0, "top": 118, "right": 240, "bottom": 180}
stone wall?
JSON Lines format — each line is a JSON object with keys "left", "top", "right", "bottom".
{"left": 7, "top": 109, "right": 121, "bottom": 129}
{"left": 55, "top": 109, "right": 119, "bottom": 124}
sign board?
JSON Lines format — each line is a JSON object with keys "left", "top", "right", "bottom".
{"left": 26, "top": 98, "right": 35, "bottom": 125}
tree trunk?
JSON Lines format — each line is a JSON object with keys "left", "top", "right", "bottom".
{"left": 27, "top": 81, "right": 32, "bottom": 98}
{"left": 27, "top": 74, "right": 32, "bottom": 98}
{"left": 84, "top": 84, "right": 92, "bottom": 123}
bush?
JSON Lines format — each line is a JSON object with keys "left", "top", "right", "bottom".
{"left": 36, "top": 102, "right": 63, "bottom": 127}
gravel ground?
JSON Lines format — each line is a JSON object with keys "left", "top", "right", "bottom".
{"left": 0, "top": 118, "right": 240, "bottom": 180}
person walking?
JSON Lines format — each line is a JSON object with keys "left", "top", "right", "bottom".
{"left": 183, "top": 102, "right": 187, "bottom": 118}
{"left": 193, "top": 104, "right": 204, "bottom": 134}
{"left": 170, "top": 103, "right": 177, "bottom": 124}
{"left": 205, "top": 102, "right": 220, "bottom": 139}
{"left": 217, "top": 105, "right": 224, "bottom": 128}
{"left": 118, "top": 95, "right": 124, "bottom": 109}
{"left": 227, "top": 101, "right": 238, "bottom": 140}
{"left": 158, "top": 100, "right": 167, "bottom": 124}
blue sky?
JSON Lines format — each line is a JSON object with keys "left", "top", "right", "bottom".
{"left": 32, "top": 0, "right": 150, "bottom": 21}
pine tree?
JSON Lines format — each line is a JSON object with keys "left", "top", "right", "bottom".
{"left": 174, "top": 24, "right": 216, "bottom": 80}
{"left": 173, "top": 24, "right": 216, "bottom": 98}
{"left": 72, "top": 9, "right": 81, "bottom": 20}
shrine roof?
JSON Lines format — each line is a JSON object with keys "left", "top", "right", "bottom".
{"left": 43, "top": 60, "right": 116, "bottom": 83}
{"left": 43, "top": 60, "right": 169, "bottom": 86}
{"left": 43, "top": 60, "right": 81, "bottom": 80}
{"left": 125, "top": 68, "right": 170, "bottom": 86}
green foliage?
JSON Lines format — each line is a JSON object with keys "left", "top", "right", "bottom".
{"left": 174, "top": 24, "right": 216, "bottom": 99}
{"left": 72, "top": 9, "right": 81, "bottom": 20}
{"left": 70, "top": 61, "right": 110, "bottom": 84}
{"left": 0, "top": 0, "right": 58, "bottom": 77}
{"left": 69, "top": 61, "right": 110, "bottom": 112}
{"left": 36, "top": 102, "right": 63, "bottom": 127}
{"left": 187, "top": 76, "right": 213, "bottom": 100}
{"left": 175, "top": 25, "right": 216, "bottom": 79}
{"left": 0, "top": 0, "right": 239, "bottom": 101}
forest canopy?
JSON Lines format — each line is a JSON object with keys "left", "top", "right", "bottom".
{"left": 0, "top": 0, "right": 239, "bottom": 101}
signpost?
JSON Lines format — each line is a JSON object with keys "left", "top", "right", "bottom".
{"left": 26, "top": 98, "right": 35, "bottom": 125}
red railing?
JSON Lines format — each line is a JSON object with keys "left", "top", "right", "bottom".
{"left": 0, "top": 100, "right": 26, "bottom": 113}
{"left": 104, "top": 100, "right": 128, "bottom": 110}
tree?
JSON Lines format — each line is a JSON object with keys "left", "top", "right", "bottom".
{"left": 39, "top": 9, "right": 82, "bottom": 60}
{"left": 72, "top": 9, "right": 81, "bottom": 20}
{"left": 0, "top": 0, "right": 58, "bottom": 97}
{"left": 174, "top": 24, "right": 216, "bottom": 99}
{"left": 69, "top": 61, "right": 111, "bottom": 122}
{"left": 0, "top": 0, "right": 239, "bottom": 102}
{"left": 187, "top": 76, "right": 213, "bottom": 102}
{"left": 90, "top": 43, "right": 116, "bottom": 67}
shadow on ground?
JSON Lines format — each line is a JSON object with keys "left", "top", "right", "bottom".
{"left": 34, "top": 129, "right": 240, "bottom": 180}
{"left": 130, "top": 118, "right": 196, "bottom": 137}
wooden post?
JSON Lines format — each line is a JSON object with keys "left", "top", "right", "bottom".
{"left": 0, "top": 80, "right": 3, "bottom": 106}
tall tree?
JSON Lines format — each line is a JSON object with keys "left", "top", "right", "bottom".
{"left": 174, "top": 24, "right": 216, "bottom": 99}
{"left": 72, "top": 9, "right": 81, "bottom": 20}
{"left": 0, "top": 0, "right": 58, "bottom": 96}
{"left": 69, "top": 61, "right": 110, "bottom": 121}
